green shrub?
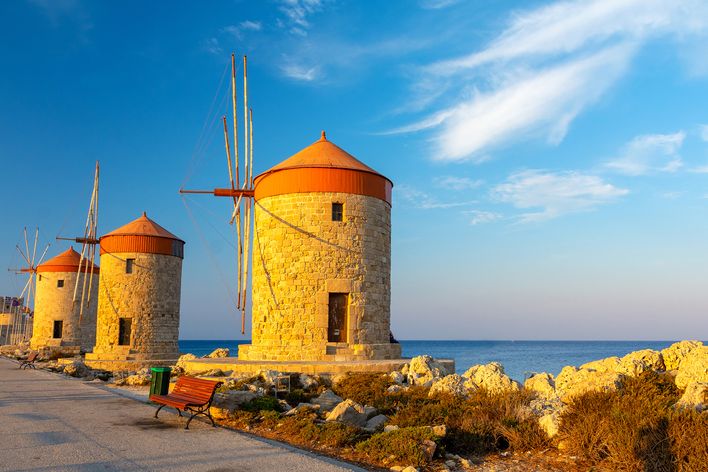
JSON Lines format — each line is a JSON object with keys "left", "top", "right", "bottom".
{"left": 356, "top": 427, "right": 439, "bottom": 467}
{"left": 241, "top": 395, "right": 282, "bottom": 412}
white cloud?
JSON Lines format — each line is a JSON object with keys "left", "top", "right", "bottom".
{"left": 223, "top": 21, "right": 262, "bottom": 39}
{"left": 689, "top": 165, "right": 708, "bottom": 174}
{"left": 605, "top": 132, "right": 685, "bottom": 175}
{"left": 700, "top": 124, "right": 708, "bottom": 142}
{"left": 492, "top": 170, "right": 628, "bottom": 223}
{"left": 393, "top": 0, "right": 708, "bottom": 161}
{"left": 465, "top": 210, "right": 502, "bottom": 225}
{"left": 203, "top": 37, "right": 222, "bottom": 55}
{"left": 433, "top": 176, "right": 483, "bottom": 191}
{"left": 278, "top": 0, "right": 326, "bottom": 35}
{"left": 281, "top": 63, "right": 320, "bottom": 81}
{"left": 397, "top": 184, "right": 476, "bottom": 209}
{"left": 240, "top": 20, "right": 262, "bottom": 31}
{"left": 419, "top": 0, "right": 461, "bottom": 9}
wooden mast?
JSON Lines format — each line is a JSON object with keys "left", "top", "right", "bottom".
{"left": 232, "top": 53, "right": 244, "bottom": 315}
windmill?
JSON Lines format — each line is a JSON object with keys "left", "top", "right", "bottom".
{"left": 180, "top": 53, "right": 256, "bottom": 334}
{"left": 8, "top": 227, "right": 51, "bottom": 343}
{"left": 57, "top": 161, "right": 101, "bottom": 323}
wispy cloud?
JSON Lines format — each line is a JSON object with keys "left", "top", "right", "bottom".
{"left": 465, "top": 210, "right": 503, "bottom": 225}
{"left": 202, "top": 37, "right": 222, "bottom": 55}
{"left": 605, "top": 132, "right": 685, "bottom": 175}
{"left": 392, "top": 0, "right": 708, "bottom": 162}
{"left": 397, "top": 184, "right": 476, "bottom": 209}
{"left": 278, "top": 0, "right": 327, "bottom": 36}
{"left": 492, "top": 170, "right": 628, "bottom": 223}
{"left": 699, "top": 124, "right": 708, "bottom": 142}
{"left": 433, "top": 176, "right": 484, "bottom": 191}
{"left": 223, "top": 20, "right": 262, "bottom": 39}
{"left": 419, "top": 0, "right": 461, "bottom": 9}
{"left": 281, "top": 63, "right": 320, "bottom": 81}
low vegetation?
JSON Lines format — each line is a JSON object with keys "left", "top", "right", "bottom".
{"left": 558, "top": 372, "right": 708, "bottom": 471}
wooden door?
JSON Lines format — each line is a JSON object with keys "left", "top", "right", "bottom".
{"left": 328, "top": 293, "right": 348, "bottom": 342}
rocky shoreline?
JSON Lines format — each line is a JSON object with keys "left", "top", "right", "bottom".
{"left": 2, "top": 341, "right": 706, "bottom": 471}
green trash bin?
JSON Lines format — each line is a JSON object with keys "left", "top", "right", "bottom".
{"left": 150, "top": 367, "right": 172, "bottom": 396}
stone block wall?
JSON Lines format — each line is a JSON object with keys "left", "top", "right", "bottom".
{"left": 30, "top": 271, "right": 98, "bottom": 352}
{"left": 239, "top": 191, "right": 401, "bottom": 361}
{"left": 88, "top": 252, "right": 182, "bottom": 361}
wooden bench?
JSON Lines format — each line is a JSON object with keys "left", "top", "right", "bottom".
{"left": 19, "top": 351, "right": 38, "bottom": 369}
{"left": 149, "top": 376, "right": 223, "bottom": 429}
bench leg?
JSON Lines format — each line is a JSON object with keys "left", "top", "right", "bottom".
{"left": 184, "top": 407, "right": 215, "bottom": 430}
{"left": 154, "top": 404, "right": 166, "bottom": 419}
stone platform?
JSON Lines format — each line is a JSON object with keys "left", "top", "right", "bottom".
{"left": 84, "top": 357, "right": 178, "bottom": 372}
{"left": 184, "top": 357, "right": 455, "bottom": 376}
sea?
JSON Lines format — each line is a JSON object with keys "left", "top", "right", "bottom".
{"left": 178, "top": 340, "right": 696, "bottom": 382}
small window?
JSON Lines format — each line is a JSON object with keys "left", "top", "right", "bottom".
{"left": 57, "top": 279, "right": 64, "bottom": 288}
{"left": 53, "top": 320, "right": 63, "bottom": 339}
{"left": 126, "top": 258, "right": 135, "bottom": 274}
{"left": 332, "top": 202, "right": 344, "bottom": 222}
{"left": 118, "top": 318, "right": 132, "bottom": 346}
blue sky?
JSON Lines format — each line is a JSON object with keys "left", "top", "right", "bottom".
{"left": 1, "top": 0, "right": 708, "bottom": 340}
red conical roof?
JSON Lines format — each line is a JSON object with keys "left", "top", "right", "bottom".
{"left": 254, "top": 131, "right": 392, "bottom": 204}
{"left": 100, "top": 212, "right": 184, "bottom": 258}
{"left": 102, "top": 212, "right": 182, "bottom": 241}
{"left": 37, "top": 247, "right": 100, "bottom": 274}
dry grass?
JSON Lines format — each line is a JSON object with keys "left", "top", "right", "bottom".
{"left": 331, "top": 372, "right": 393, "bottom": 409}
{"left": 355, "top": 426, "right": 439, "bottom": 467}
{"left": 558, "top": 372, "right": 708, "bottom": 472}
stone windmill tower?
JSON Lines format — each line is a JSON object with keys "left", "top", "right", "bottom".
{"left": 238, "top": 132, "right": 401, "bottom": 362}
{"left": 29, "top": 247, "right": 99, "bottom": 353}
{"left": 85, "top": 213, "right": 184, "bottom": 370}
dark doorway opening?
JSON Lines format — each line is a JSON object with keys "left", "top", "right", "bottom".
{"left": 118, "top": 318, "right": 132, "bottom": 346}
{"left": 328, "top": 293, "right": 348, "bottom": 342}
{"left": 52, "top": 320, "right": 63, "bottom": 339}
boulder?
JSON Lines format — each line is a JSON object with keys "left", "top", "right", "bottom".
{"left": 617, "top": 349, "right": 665, "bottom": 376}
{"left": 364, "top": 414, "right": 388, "bottom": 432}
{"left": 63, "top": 360, "right": 90, "bottom": 378}
{"left": 298, "top": 373, "right": 318, "bottom": 390}
{"left": 538, "top": 412, "right": 560, "bottom": 438}
{"left": 363, "top": 405, "right": 378, "bottom": 419}
{"left": 429, "top": 374, "right": 469, "bottom": 398}
{"left": 555, "top": 365, "right": 623, "bottom": 401}
{"left": 210, "top": 390, "right": 258, "bottom": 420}
{"left": 674, "top": 345, "right": 708, "bottom": 389}
{"left": 675, "top": 382, "right": 708, "bottom": 412}
{"left": 462, "top": 362, "right": 520, "bottom": 394}
{"left": 284, "top": 403, "right": 320, "bottom": 416}
{"left": 175, "top": 353, "right": 196, "bottom": 371}
{"left": 580, "top": 357, "right": 621, "bottom": 373}
{"left": 117, "top": 373, "right": 151, "bottom": 386}
{"left": 406, "top": 355, "right": 445, "bottom": 386}
{"left": 389, "top": 371, "right": 405, "bottom": 385}
{"left": 325, "top": 399, "right": 368, "bottom": 427}
{"left": 311, "top": 389, "right": 343, "bottom": 412}
{"left": 384, "top": 424, "right": 399, "bottom": 432}
{"left": 205, "top": 347, "right": 230, "bottom": 358}
{"left": 524, "top": 373, "right": 556, "bottom": 400}
{"left": 662, "top": 341, "right": 704, "bottom": 371}
{"left": 387, "top": 384, "right": 404, "bottom": 393}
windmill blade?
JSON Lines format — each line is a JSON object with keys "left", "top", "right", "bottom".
{"left": 15, "top": 245, "right": 30, "bottom": 265}
{"left": 36, "top": 242, "right": 51, "bottom": 266}
{"left": 23, "top": 227, "right": 30, "bottom": 268}
{"left": 231, "top": 53, "right": 240, "bottom": 187}
{"left": 242, "top": 55, "right": 249, "bottom": 189}
{"left": 31, "top": 227, "right": 39, "bottom": 267}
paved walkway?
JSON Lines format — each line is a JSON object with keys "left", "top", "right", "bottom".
{"left": 0, "top": 358, "right": 364, "bottom": 472}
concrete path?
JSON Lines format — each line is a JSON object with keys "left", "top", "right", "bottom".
{"left": 0, "top": 358, "right": 364, "bottom": 472}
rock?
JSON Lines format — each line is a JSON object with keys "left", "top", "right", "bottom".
{"left": 674, "top": 345, "right": 708, "bottom": 390}
{"left": 538, "top": 412, "right": 560, "bottom": 437}
{"left": 363, "top": 405, "right": 378, "bottom": 419}
{"left": 210, "top": 390, "right": 258, "bottom": 420}
{"left": 205, "top": 347, "right": 230, "bottom": 358}
{"left": 325, "top": 399, "right": 368, "bottom": 427}
{"left": 675, "top": 382, "right": 708, "bottom": 412}
{"left": 387, "top": 384, "right": 404, "bottom": 393}
{"left": 555, "top": 365, "right": 623, "bottom": 401}
{"left": 117, "top": 373, "right": 151, "bottom": 386}
{"left": 311, "top": 389, "right": 343, "bottom": 412}
{"left": 406, "top": 355, "right": 445, "bottom": 386}
{"left": 462, "top": 362, "right": 520, "bottom": 394}
{"left": 431, "top": 424, "right": 447, "bottom": 437}
{"left": 580, "top": 357, "right": 621, "bottom": 373}
{"left": 364, "top": 414, "right": 388, "bottom": 432}
{"left": 175, "top": 353, "right": 196, "bottom": 371}
{"left": 259, "top": 370, "right": 283, "bottom": 386}
{"left": 384, "top": 424, "right": 399, "bottom": 432}
{"left": 524, "top": 373, "right": 556, "bottom": 400}
{"left": 618, "top": 349, "right": 665, "bottom": 376}
{"left": 298, "top": 373, "right": 318, "bottom": 390}
{"left": 421, "top": 439, "right": 437, "bottom": 461}
{"left": 284, "top": 402, "right": 320, "bottom": 416}
{"left": 200, "top": 369, "right": 225, "bottom": 377}
{"left": 390, "top": 467, "right": 404, "bottom": 472}
{"left": 402, "top": 467, "right": 418, "bottom": 472}
{"left": 429, "top": 374, "right": 469, "bottom": 398}
{"left": 389, "top": 371, "right": 405, "bottom": 385}
{"left": 662, "top": 341, "right": 704, "bottom": 371}
{"left": 63, "top": 360, "right": 90, "bottom": 378}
